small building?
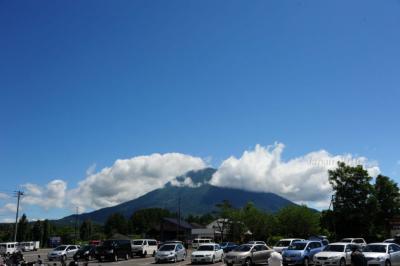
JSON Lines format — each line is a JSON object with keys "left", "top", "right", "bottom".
{"left": 389, "top": 217, "right": 400, "bottom": 237}
{"left": 160, "top": 218, "right": 193, "bottom": 242}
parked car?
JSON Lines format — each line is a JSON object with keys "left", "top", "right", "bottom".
{"left": 73, "top": 245, "right": 97, "bottom": 261}
{"left": 274, "top": 239, "right": 305, "bottom": 253}
{"left": 224, "top": 244, "right": 273, "bottom": 266}
{"left": 192, "top": 239, "right": 213, "bottom": 249}
{"left": 95, "top": 239, "right": 132, "bottom": 262}
{"left": 383, "top": 239, "right": 396, "bottom": 244}
{"left": 220, "top": 242, "right": 238, "bottom": 253}
{"left": 339, "top": 238, "right": 367, "bottom": 248}
{"left": 363, "top": 243, "right": 400, "bottom": 266}
{"left": 248, "top": 241, "right": 267, "bottom": 246}
{"left": 191, "top": 243, "right": 224, "bottom": 264}
{"left": 314, "top": 242, "right": 356, "bottom": 266}
{"left": 132, "top": 239, "right": 158, "bottom": 257}
{"left": 47, "top": 245, "right": 80, "bottom": 261}
{"left": 282, "top": 241, "right": 324, "bottom": 266}
{"left": 155, "top": 243, "right": 186, "bottom": 263}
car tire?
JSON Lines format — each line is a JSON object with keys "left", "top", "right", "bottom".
{"left": 244, "top": 258, "right": 252, "bottom": 266}
{"left": 386, "top": 260, "right": 391, "bottom": 266}
{"left": 63, "top": 255, "right": 67, "bottom": 262}
{"left": 142, "top": 251, "right": 147, "bottom": 258}
{"left": 212, "top": 256, "right": 215, "bottom": 264}
{"left": 114, "top": 254, "right": 118, "bottom": 262}
{"left": 221, "top": 254, "right": 224, "bottom": 262}
{"left": 153, "top": 251, "right": 156, "bottom": 257}
{"left": 304, "top": 257, "right": 309, "bottom": 266}
{"left": 227, "top": 263, "right": 233, "bottom": 266}
{"left": 173, "top": 255, "right": 177, "bottom": 263}
{"left": 125, "top": 253, "right": 130, "bottom": 260}
{"left": 339, "top": 258, "right": 345, "bottom": 266}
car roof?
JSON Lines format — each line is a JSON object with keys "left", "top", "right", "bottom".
{"left": 328, "top": 242, "right": 351, "bottom": 245}
{"left": 367, "top": 242, "right": 391, "bottom": 245}
{"left": 281, "top": 239, "right": 303, "bottom": 241}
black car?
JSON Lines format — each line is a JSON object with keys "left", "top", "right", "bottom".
{"left": 96, "top": 240, "right": 132, "bottom": 262}
{"left": 73, "top": 245, "right": 97, "bottom": 261}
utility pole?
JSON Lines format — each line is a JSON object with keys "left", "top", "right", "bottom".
{"left": 14, "top": 190, "right": 24, "bottom": 242}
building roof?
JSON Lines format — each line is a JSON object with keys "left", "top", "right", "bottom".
{"left": 163, "top": 218, "right": 193, "bottom": 229}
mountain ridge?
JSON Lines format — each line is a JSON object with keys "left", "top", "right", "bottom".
{"left": 56, "top": 168, "right": 296, "bottom": 225}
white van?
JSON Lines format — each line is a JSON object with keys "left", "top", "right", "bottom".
{"left": 0, "top": 242, "right": 19, "bottom": 255}
{"left": 131, "top": 239, "right": 158, "bottom": 257}
{"left": 19, "top": 241, "right": 40, "bottom": 251}
{"left": 192, "top": 238, "right": 213, "bottom": 249}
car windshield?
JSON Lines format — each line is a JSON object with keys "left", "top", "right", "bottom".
{"left": 234, "top": 245, "right": 252, "bottom": 252}
{"left": 198, "top": 245, "right": 214, "bottom": 251}
{"left": 220, "top": 242, "right": 228, "bottom": 247}
{"left": 133, "top": 241, "right": 143, "bottom": 245}
{"left": 288, "top": 243, "right": 307, "bottom": 250}
{"left": 102, "top": 241, "right": 116, "bottom": 247}
{"left": 54, "top": 246, "right": 67, "bottom": 251}
{"left": 276, "top": 241, "right": 291, "bottom": 247}
{"left": 160, "top": 245, "right": 175, "bottom": 251}
{"left": 364, "top": 245, "right": 387, "bottom": 253}
{"left": 324, "top": 245, "right": 345, "bottom": 252}
{"left": 81, "top": 245, "right": 92, "bottom": 251}
{"left": 340, "top": 239, "right": 352, "bottom": 243}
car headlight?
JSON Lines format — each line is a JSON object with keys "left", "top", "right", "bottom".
{"left": 329, "top": 256, "right": 342, "bottom": 260}
{"left": 205, "top": 254, "right": 212, "bottom": 257}
{"left": 377, "top": 257, "right": 386, "bottom": 261}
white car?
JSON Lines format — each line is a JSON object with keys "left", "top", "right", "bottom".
{"left": 192, "top": 239, "right": 213, "bottom": 250}
{"left": 47, "top": 245, "right": 80, "bottom": 261}
{"left": 314, "top": 242, "right": 356, "bottom": 266}
{"left": 339, "top": 238, "right": 367, "bottom": 248}
{"left": 131, "top": 239, "right": 158, "bottom": 257}
{"left": 273, "top": 239, "right": 304, "bottom": 253}
{"left": 363, "top": 243, "right": 400, "bottom": 266}
{"left": 191, "top": 244, "right": 224, "bottom": 264}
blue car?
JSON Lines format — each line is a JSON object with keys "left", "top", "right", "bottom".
{"left": 282, "top": 241, "right": 325, "bottom": 266}
{"left": 219, "top": 242, "right": 238, "bottom": 253}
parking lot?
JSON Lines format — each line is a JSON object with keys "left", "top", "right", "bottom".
{"left": 19, "top": 249, "right": 228, "bottom": 266}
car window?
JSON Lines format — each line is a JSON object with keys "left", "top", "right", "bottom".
{"left": 392, "top": 245, "right": 400, "bottom": 252}
{"left": 315, "top": 242, "right": 322, "bottom": 248}
{"left": 149, "top": 241, "right": 157, "bottom": 246}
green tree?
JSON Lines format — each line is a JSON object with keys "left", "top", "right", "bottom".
{"left": 42, "top": 219, "right": 51, "bottom": 247}
{"left": 31, "top": 220, "right": 43, "bottom": 242}
{"left": 373, "top": 175, "right": 400, "bottom": 237}
{"left": 130, "top": 208, "right": 172, "bottom": 236}
{"left": 79, "top": 219, "right": 93, "bottom": 241}
{"left": 104, "top": 213, "right": 128, "bottom": 237}
{"left": 17, "top": 214, "right": 30, "bottom": 242}
{"left": 241, "top": 202, "right": 277, "bottom": 241}
{"left": 276, "top": 205, "right": 320, "bottom": 237}
{"left": 328, "top": 162, "right": 376, "bottom": 238}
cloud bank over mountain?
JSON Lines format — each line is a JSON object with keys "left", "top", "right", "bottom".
{"left": 210, "top": 143, "right": 380, "bottom": 207}
{"left": 0, "top": 143, "right": 381, "bottom": 220}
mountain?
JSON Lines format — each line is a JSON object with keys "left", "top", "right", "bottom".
{"left": 56, "top": 168, "right": 296, "bottom": 225}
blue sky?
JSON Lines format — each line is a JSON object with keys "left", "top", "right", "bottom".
{"left": 0, "top": 0, "right": 399, "bottom": 221}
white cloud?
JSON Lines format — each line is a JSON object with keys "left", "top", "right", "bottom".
{"left": 0, "top": 193, "right": 10, "bottom": 200}
{"left": 0, "top": 203, "right": 18, "bottom": 213}
{"left": 22, "top": 180, "right": 67, "bottom": 209}
{"left": 1, "top": 218, "right": 15, "bottom": 223}
{"left": 170, "top": 177, "right": 202, "bottom": 188}
{"left": 69, "top": 153, "right": 207, "bottom": 210}
{"left": 210, "top": 143, "right": 380, "bottom": 209}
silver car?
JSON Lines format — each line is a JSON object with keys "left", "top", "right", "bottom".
{"left": 155, "top": 243, "right": 186, "bottom": 263}
{"left": 224, "top": 244, "right": 273, "bottom": 266}
{"left": 363, "top": 243, "right": 400, "bottom": 266}
{"left": 47, "top": 245, "right": 80, "bottom": 261}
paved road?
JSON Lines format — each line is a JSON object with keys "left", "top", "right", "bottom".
{"left": 20, "top": 249, "right": 226, "bottom": 266}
